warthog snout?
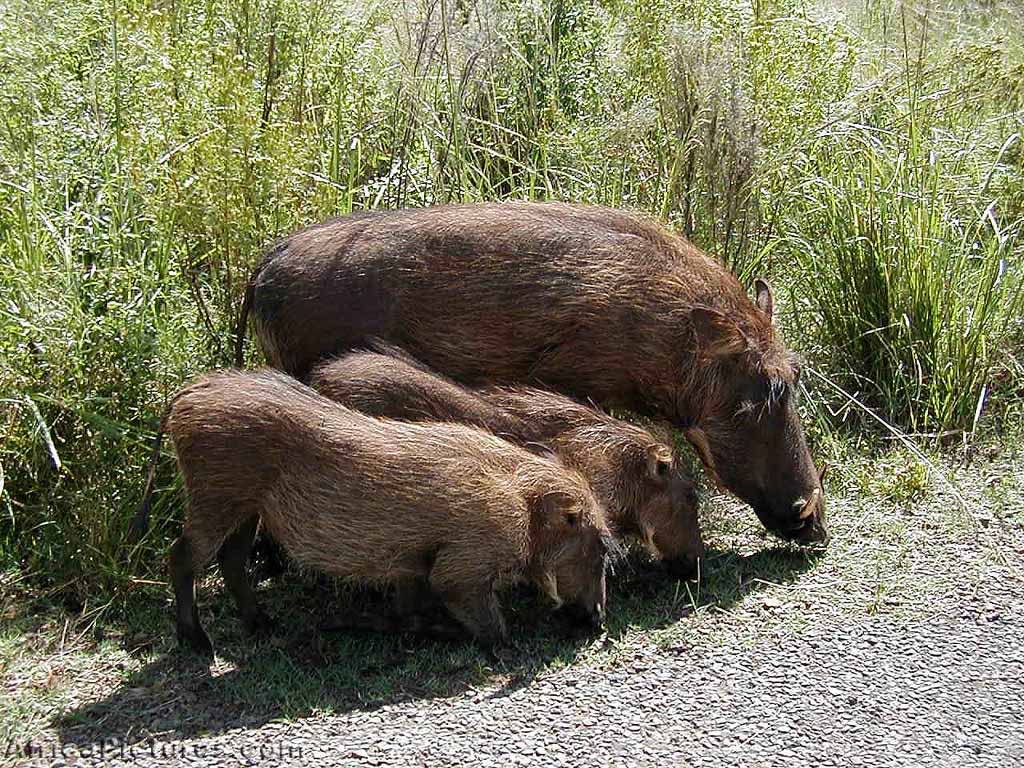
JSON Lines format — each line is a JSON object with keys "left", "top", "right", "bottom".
{"left": 785, "top": 463, "right": 829, "bottom": 545}
{"left": 564, "top": 599, "right": 605, "bottom": 631}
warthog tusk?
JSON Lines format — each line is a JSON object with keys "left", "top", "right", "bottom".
{"left": 799, "top": 487, "right": 822, "bottom": 519}
{"left": 685, "top": 428, "right": 726, "bottom": 490}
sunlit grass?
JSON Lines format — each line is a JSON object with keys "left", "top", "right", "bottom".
{"left": 0, "top": 0, "right": 1021, "bottom": 599}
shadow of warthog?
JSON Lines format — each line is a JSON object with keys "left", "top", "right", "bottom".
{"left": 51, "top": 543, "right": 819, "bottom": 750}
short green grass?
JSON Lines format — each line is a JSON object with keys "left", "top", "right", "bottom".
{"left": 3, "top": 441, "right": 1020, "bottom": 750}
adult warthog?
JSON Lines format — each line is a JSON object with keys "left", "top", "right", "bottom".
{"left": 238, "top": 202, "right": 827, "bottom": 543}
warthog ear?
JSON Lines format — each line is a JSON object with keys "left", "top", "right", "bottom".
{"left": 646, "top": 445, "right": 673, "bottom": 482}
{"left": 754, "top": 278, "right": 774, "bottom": 320}
{"left": 690, "top": 307, "right": 750, "bottom": 358}
{"left": 533, "top": 490, "right": 579, "bottom": 530}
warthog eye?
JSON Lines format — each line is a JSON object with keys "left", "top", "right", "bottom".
{"left": 738, "top": 376, "right": 793, "bottom": 420}
{"left": 767, "top": 377, "right": 789, "bottom": 407}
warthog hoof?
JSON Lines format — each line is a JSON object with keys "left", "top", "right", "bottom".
{"left": 177, "top": 624, "right": 214, "bottom": 656}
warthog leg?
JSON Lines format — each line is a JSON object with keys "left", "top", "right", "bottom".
{"left": 393, "top": 576, "right": 439, "bottom": 616}
{"left": 218, "top": 515, "right": 274, "bottom": 636}
{"left": 429, "top": 551, "right": 508, "bottom": 648}
{"left": 169, "top": 534, "right": 213, "bottom": 655}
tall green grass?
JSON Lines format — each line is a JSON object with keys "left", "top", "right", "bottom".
{"left": 771, "top": 2, "right": 1024, "bottom": 430}
{"left": 779, "top": 127, "right": 1023, "bottom": 430}
{"left": 0, "top": 0, "right": 1021, "bottom": 596}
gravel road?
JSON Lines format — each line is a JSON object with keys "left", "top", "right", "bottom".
{"left": 18, "top": 575, "right": 1023, "bottom": 768}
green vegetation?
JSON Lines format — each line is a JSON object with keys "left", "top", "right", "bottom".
{"left": 1, "top": 0, "right": 1022, "bottom": 604}
{"left": 0, "top": 3, "right": 1023, "bottom": 747}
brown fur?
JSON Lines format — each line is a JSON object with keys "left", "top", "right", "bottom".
{"left": 309, "top": 348, "right": 703, "bottom": 573}
{"left": 167, "top": 369, "right": 611, "bottom": 652}
{"left": 479, "top": 385, "right": 704, "bottom": 572}
{"left": 309, "top": 345, "right": 528, "bottom": 441}
{"left": 246, "top": 202, "right": 826, "bottom": 542}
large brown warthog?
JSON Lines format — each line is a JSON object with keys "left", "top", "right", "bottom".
{"left": 167, "top": 369, "right": 612, "bottom": 653}
{"left": 240, "top": 202, "right": 827, "bottom": 543}
{"left": 310, "top": 346, "right": 704, "bottom": 577}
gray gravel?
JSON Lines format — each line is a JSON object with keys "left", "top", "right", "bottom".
{"left": 17, "top": 579, "right": 1024, "bottom": 768}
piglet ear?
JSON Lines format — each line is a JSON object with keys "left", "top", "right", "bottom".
{"left": 754, "top": 278, "right": 774, "bottom": 321}
{"left": 533, "top": 490, "right": 578, "bottom": 530}
{"left": 690, "top": 307, "right": 750, "bottom": 358}
{"left": 645, "top": 445, "right": 673, "bottom": 482}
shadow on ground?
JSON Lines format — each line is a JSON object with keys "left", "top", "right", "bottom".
{"left": 52, "top": 544, "right": 818, "bottom": 747}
